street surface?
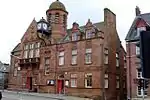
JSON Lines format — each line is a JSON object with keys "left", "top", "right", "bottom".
{"left": 2, "top": 92, "right": 62, "bottom": 100}
{"left": 1, "top": 91, "right": 90, "bottom": 100}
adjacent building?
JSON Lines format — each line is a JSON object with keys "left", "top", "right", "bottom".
{"left": 125, "top": 6, "right": 150, "bottom": 99}
{"left": 8, "top": 0, "right": 126, "bottom": 99}
{"left": 0, "top": 61, "right": 9, "bottom": 89}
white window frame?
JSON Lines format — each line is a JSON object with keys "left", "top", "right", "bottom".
{"left": 85, "top": 48, "right": 92, "bottom": 64}
{"left": 86, "top": 30, "right": 92, "bottom": 39}
{"left": 24, "top": 50, "right": 28, "bottom": 58}
{"left": 72, "top": 49, "right": 77, "bottom": 65}
{"left": 44, "top": 57, "right": 50, "bottom": 75}
{"left": 85, "top": 73, "right": 92, "bottom": 88}
{"left": 136, "top": 46, "right": 140, "bottom": 55}
{"left": 70, "top": 74, "right": 77, "bottom": 87}
{"left": 116, "top": 59, "right": 119, "bottom": 67}
{"left": 35, "top": 49, "right": 40, "bottom": 57}
{"left": 23, "top": 44, "right": 29, "bottom": 58}
{"left": 72, "top": 33, "right": 78, "bottom": 41}
{"left": 104, "top": 74, "right": 109, "bottom": 88}
{"left": 59, "top": 51, "right": 64, "bottom": 66}
{"left": 29, "top": 49, "right": 34, "bottom": 58}
{"left": 35, "top": 42, "right": 40, "bottom": 57}
{"left": 104, "top": 48, "right": 108, "bottom": 64}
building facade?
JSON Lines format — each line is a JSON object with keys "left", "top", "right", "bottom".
{"left": 125, "top": 7, "right": 150, "bottom": 99}
{"left": 8, "top": 0, "right": 126, "bottom": 99}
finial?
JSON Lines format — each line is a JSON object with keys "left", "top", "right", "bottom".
{"left": 42, "top": 17, "right": 44, "bottom": 19}
{"left": 88, "top": 19, "right": 91, "bottom": 22}
{"left": 135, "top": 6, "right": 141, "bottom": 16}
{"left": 57, "top": 0, "right": 59, "bottom": 1}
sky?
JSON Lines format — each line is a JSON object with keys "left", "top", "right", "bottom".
{"left": 0, "top": 0, "right": 150, "bottom": 63}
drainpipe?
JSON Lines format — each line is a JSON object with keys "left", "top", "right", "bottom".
{"left": 128, "top": 42, "right": 132, "bottom": 99}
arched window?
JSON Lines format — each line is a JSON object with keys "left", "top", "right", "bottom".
{"left": 48, "top": 13, "right": 51, "bottom": 24}
{"left": 55, "top": 13, "right": 59, "bottom": 23}
{"left": 63, "top": 14, "right": 67, "bottom": 25}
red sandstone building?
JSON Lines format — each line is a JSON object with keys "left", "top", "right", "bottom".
{"left": 126, "top": 7, "right": 150, "bottom": 99}
{"left": 8, "top": 0, "right": 126, "bottom": 99}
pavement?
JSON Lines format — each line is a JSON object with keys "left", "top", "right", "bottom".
{"left": 2, "top": 90, "right": 92, "bottom": 100}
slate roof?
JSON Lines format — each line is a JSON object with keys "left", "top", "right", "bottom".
{"left": 11, "top": 43, "right": 20, "bottom": 53}
{"left": 12, "top": 22, "right": 104, "bottom": 52}
{"left": 125, "top": 13, "right": 150, "bottom": 41}
{"left": 63, "top": 22, "right": 104, "bottom": 41}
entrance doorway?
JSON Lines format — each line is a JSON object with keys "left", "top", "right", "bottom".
{"left": 57, "top": 80, "right": 64, "bottom": 94}
{"left": 26, "top": 77, "right": 32, "bottom": 90}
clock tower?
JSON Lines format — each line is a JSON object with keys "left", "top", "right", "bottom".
{"left": 46, "top": 0, "right": 68, "bottom": 41}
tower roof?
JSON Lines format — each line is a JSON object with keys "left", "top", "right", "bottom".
{"left": 49, "top": 0, "right": 66, "bottom": 11}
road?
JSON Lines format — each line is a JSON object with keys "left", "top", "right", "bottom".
{"left": 2, "top": 92, "right": 61, "bottom": 100}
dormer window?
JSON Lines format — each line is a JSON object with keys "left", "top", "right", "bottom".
{"left": 86, "top": 30, "right": 92, "bottom": 39}
{"left": 72, "top": 33, "right": 78, "bottom": 41}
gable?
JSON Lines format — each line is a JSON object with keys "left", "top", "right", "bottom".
{"left": 21, "top": 18, "right": 38, "bottom": 43}
{"left": 125, "top": 13, "right": 150, "bottom": 41}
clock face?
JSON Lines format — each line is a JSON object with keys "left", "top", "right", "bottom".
{"left": 37, "top": 23, "right": 41, "bottom": 29}
{"left": 43, "top": 23, "right": 47, "bottom": 30}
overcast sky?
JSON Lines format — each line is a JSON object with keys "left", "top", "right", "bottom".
{"left": 0, "top": 0, "right": 150, "bottom": 63}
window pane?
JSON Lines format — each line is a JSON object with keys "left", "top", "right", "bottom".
{"left": 104, "top": 55, "right": 108, "bottom": 64}
{"left": 85, "top": 54, "right": 91, "bottom": 64}
{"left": 85, "top": 74, "right": 92, "bottom": 88}
{"left": 72, "top": 55, "right": 77, "bottom": 65}
{"left": 104, "top": 79, "right": 108, "bottom": 88}
{"left": 116, "top": 54, "right": 118, "bottom": 58}
{"left": 71, "top": 79, "right": 77, "bottom": 87}
{"left": 59, "top": 56, "right": 64, "bottom": 65}
{"left": 86, "top": 48, "right": 92, "bottom": 53}
{"left": 59, "top": 51, "right": 64, "bottom": 56}
{"left": 35, "top": 49, "right": 40, "bottom": 57}
{"left": 24, "top": 51, "right": 28, "bottom": 58}
{"left": 116, "top": 59, "right": 119, "bottom": 67}
{"left": 72, "top": 33, "right": 78, "bottom": 41}
{"left": 35, "top": 42, "right": 40, "bottom": 48}
{"left": 45, "top": 58, "right": 50, "bottom": 65}
{"left": 137, "top": 69, "right": 142, "bottom": 78}
{"left": 31, "top": 44, "right": 34, "bottom": 49}
{"left": 86, "top": 31, "right": 92, "bottom": 39}
{"left": 29, "top": 50, "right": 34, "bottom": 58}
{"left": 136, "top": 46, "right": 140, "bottom": 55}
{"left": 72, "top": 50, "right": 77, "bottom": 55}
{"left": 104, "top": 49, "right": 108, "bottom": 54}
{"left": 105, "top": 74, "right": 108, "bottom": 78}
{"left": 116, "top": 80, "right": 119, "bottom": 88}
{"left": 24, "top": 44, "right": 28, "bottom": 50}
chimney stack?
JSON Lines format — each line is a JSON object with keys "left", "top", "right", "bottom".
{"left": 136, "top": 6, "right": 141, "bottom": 16}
